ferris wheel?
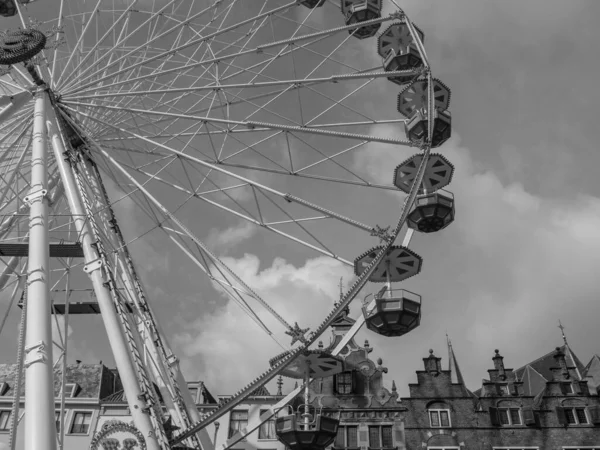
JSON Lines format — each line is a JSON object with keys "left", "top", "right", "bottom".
{"left": 0, "top": 0, "right": 455, "bottom": 449}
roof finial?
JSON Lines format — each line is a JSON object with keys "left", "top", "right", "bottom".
{"left": 558, "top": 320, "right": 568, "bottom": 345}
{"left": 277, "top": 375, "right": 283, "bottom": 396}
{"left": 446, "top": 331, "right": 451, "bottom": 347}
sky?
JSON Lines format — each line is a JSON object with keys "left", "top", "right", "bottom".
{"left": 1, "top": 0, "right": 600, "bottom": 403}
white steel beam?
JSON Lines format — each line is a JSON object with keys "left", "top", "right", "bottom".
{"left": 23, "top": 88, "right": 57, "bottom": 450}
{"left": 46, "top": 110, "right": 162, "bottom": 450}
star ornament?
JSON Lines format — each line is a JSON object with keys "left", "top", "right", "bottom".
{"left": 285, "top": 322, "right": 310, "bottom": 346}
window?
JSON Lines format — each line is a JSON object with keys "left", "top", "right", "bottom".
{"left": 429, "top": 409, "right": 450, "bottom": 428}
{"left": 335, "top": 371, "right": 353, "bottom": 394}
{"left": 188, "top": 387, "right": 199, "bottom": 403}
{"left": 63, "top": 383, "right": 79, "bottom": 398}
{"left": 0, "top": 382, "right": 8, "bottom": 396}
{"left": 498, "top": 408, "right": 522, "bottom": 426}
{"left": 497, "top": 385, "right": 510, "bottom": 396}
{"left": 368, "top": 425, "right": 393, "bottom": 448}
{"left": 228, "top": 410, "right": 248, "bottom": 438}
{"left": 557, "top": 406, "right": 590, "bottom": 425}
{"left": 258, "top": 410, "right": 276, "bottom": 439}
{"left": 566, "top": 408, "right": 588, "bottom": 425}
{"left": 334, "top": 425, "right": 358, "bottom": 448}
{"left": 562, "top": 383, "right": 574, "bottom": 395}
{"left": 69, "top": 411, "right": 92, "bottom": 434}
{"left": 0, "top": 410, "right": 11, "bottom": 432}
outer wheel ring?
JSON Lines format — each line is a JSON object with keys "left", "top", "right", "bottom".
{"left": 0, "top": 29, "right": 46, "bottom": 65}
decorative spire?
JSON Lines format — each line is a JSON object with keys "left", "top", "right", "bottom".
{"left": 447, "top": 335, "right": 466, "bottom": 385}
{"left": 339, "top": 277, "right": 343, "bottom": 302}
{"left": 558, "top": 320, "right": 568, "bottom": 345}
{"left": 277, "top": 375, "right": 283, "bottom": 396}
{"left": 391, "top": 380, "right": 397, "bottom": 392}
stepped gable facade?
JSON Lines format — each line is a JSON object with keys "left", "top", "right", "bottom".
{"left": 403, "top": 342, "right": 600, "bottom": 449}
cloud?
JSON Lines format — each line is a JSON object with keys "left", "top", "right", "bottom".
{"left": 351, "top": 124, "right": 600, "bottom": 391}
{"left": 207, "top": 221, "right": 257, "bottom": 252}
{"left": 170, "top": 120, "right": 600, "bottom": 396}
{"left": 173, "top": 254, "right": 353, "bottom": 393}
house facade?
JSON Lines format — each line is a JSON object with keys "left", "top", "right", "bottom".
{"left": 1, "top": 307, "right": 600, "bottom": 449}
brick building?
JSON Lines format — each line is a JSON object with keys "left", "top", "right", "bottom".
{"left": 311, "top": 304, "right": 600, "bottom": 450}
{"left": 1, "top": 305, "right": 600, "bottom": 449}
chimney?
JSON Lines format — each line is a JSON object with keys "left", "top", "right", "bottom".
{"left": 554, "top": 347, "right": 570, "bottom": 379}
{"left": 493, "top": 349, "right": 506, "bottom": 380}
{"left": 424, "top": 349, "right": 442, "bottom": 375}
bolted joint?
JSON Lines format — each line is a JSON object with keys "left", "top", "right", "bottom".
{"left": 83, "top": 258, "right": 103, "bottom": 274}
{"left": 24, "top": 188, "right": 48, "bottom": 205}
{"left": 24, "top": 340, "right": 48, "bottom": 368}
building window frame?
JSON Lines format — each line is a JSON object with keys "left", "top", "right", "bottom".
{"left": 187, "top": 385, "right": 200, "bottom": 404}
{"left": 562, "top": 383, "right": 575, "bottom": 395}
{"left": 497, "top": 384, "right": 510, "bottom": 396}
{"left": 258, "top": 409, "right": 277, "bottom": 440}
{"left": 63, "top": 383, "right": 79, "bottom": 398}
{"left": 564, "top": 407, "right": 589, "bottom": 425}
{"left": 0, "top": 409, "right": 12, "bottom": 433}
{"left": 67, "top": 410, "right": 93, "bottom": 435}
{"left": 428, "top": 409, "right": 451, "bottom": 428}
{"left": 497, "top": 407, "right": 522, "bottom": 426}
{"left": 367, "top": 424, "right": 394, "bottom": 449}
{"left": 228, "top": 409, "right": 249, "bottom": 439}
{"left": 335, "top": 371, "right": 354, "bottom": 395}
{"left": 334, "top": 424, "right": 359, "bottom": 449}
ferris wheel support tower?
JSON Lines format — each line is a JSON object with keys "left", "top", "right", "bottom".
{"left": 23, "top": 87, "right": 58, "bottom": 450}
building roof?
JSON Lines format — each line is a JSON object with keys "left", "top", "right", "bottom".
{"left": 101, "top": 389, "right": 127, "bottom": 403}
{"left": 513, "top": 344, "right": 585, "bottom": 382}
{"left": 249, "top": 385, "right": 270, "bottom": 396}
{"left": 472, "top": 344, "right": 589, "bottom": 398}
{"left": 0, "top": 363, "right": 105, "bottom": 399}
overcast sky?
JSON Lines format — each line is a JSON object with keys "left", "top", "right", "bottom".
{"left": 1, "top": 0, "right": 599, "bottom": 400}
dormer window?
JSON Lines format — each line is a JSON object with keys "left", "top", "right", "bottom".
{"left": 335, "top": 371, "right": 353, "bottom": 395}
{"left": 63, "top": 383, "right": 80, "bottom": 398}
{"left": 0, "top": 382, "right": 9, "bottom": 396}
